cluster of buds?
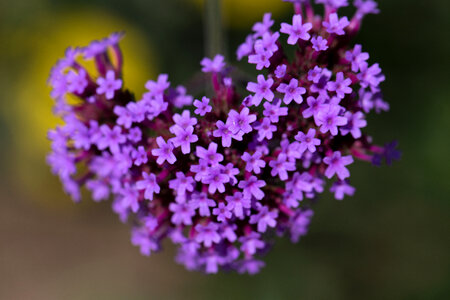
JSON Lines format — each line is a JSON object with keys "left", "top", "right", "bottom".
{"left": 47, "top": 0, "right": 399, "bottom": 274}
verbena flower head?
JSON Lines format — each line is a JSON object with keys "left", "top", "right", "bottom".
{"left": 47, "top": 0, "right": 399, "bottom": 274}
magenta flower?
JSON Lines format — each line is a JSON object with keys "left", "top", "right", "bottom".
{"left": 295, "top": 128, "right": 321, "bottom": 154}
{"left": 323, "top": 13, "right": 350, "bottom": 35}
{"left": 169, "top": 125, "right": 198, "bottom": 154}
{"left": 242, "top": 151, "right": 266, "bottom": 174}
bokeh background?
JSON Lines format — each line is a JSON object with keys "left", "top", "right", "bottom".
{"left": 1, "top": 0, "right": 449, "bottom": 299}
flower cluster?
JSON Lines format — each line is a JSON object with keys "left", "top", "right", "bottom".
{"left": 47, "top": 0, "right": 399, "bottom": 274}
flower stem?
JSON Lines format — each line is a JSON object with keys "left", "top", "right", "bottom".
{"left": 204, "top": 0, "right": 224, "bottom": 57}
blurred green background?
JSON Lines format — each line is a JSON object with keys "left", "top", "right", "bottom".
{"left": 1, "top": 0, "right": 449, "bottom": 299}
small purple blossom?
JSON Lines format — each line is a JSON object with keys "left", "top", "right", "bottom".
{"left": 255, "top": 118, "right": 277, "bottom": 141}
{"left": 263, "top": 100, "right": 288, "bottom": 123}
{"left": 252, "top": 13, "right": 274, "bottom": 37}
{"left": 136, "top": 172, "right": 160, "bottom": 201}
{"left": 275, "top": 64, "right": 287, "bottom": 78}
{"left": 248, "top": 41, "right": 273, "bottom": 70}
{"left": 327, "top": 72, "right": 352, "bottom": 99}
{"left": 226, "top": 192, "right": 251, "bottom": 219}
{"left": 323, "top": 151, "right": 354, "bottom": 180}
{"left": 193, "top": 96, "right": 212, "bottom": 116}
{"left": 132, "top": 145, "right": 148, "bottom": 166}
{"left": 212, "top": 203, "right": 232, "bottom": 222}
{"left": 238, "top": 176, "right": 266, "bottom": 200}
{"left": 311, "top": 35, "right": 328, "bottom": 51}
{"left": 340, "top": 111, "right": 367, "bottom": 139}
{"left": 315, "top": 104, "right": 348, "bottom": 135}
{"left": 277, "top": 78, "right": 306, "bottom": 104}
{"left": 201, "top": 54, "right": 225, "bottom": 73}
{"left": 169, "top": 125, "right": 198, "bottom": 154}
{"left": 269, "top": 153, "right": 296, "bottom": 180}
{"left": 189, "top": 192, "right": 216, "bottom": 217}
{"left": 96, "top": 70, "right": 122, "bottom": 100}
{"left": 169, "top": 202, "right": 195, "bottom": 225}
{"left": 246, "top": 74, "right": 274, "bottom": 106}
{"left": 345, "top": 44, "right": 369, "bottom": 72}
{"left": 151, "top": 136, "right": 176, "bottom": 165}
{"left": 323, "top": 13, "right": 350, "bottom": 35}
{"left": 169, "top": 172, "right": 195, "bottom": 196}
{"left": 280, "top": 14, "right": 312, "bottom": 44}
{"left": 242, "top": 151, "right": 266, "bottom": 174}
{"left": 228, "top": 107, "right": 257, "bottom": 134}
{"left": 196, "top": 142, "right": 223, "bottom": 165}
{"left": 195, "top": 223, "right": 221, "bottom": 247}
{"left": 203, "top": 166, "right": 229, "bottom": 193}
{"left": 295, "top": 128, "right": 321, "bottom": 153}
{"left": 249, "top": 205, "right": 278, "bottom": 233}
{"left": 330, "top": 180, "right": 355, "bottom": 200}
{"left": 145, "top": 74, "right": 170, "bottom": 97}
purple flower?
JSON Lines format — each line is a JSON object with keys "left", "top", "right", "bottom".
{"left": 255, "top": 118, "right": 277, "bottom": 141}
{"left": 96, "top": 70, "right": 122, "bottom": 100}
{"left": 169, "top": 125, "right": 198, "bottom": 154}
{"left": 327, "top": 72, "right": 352, "bottom": 99}
{"left": 249, "top": 205, "right": 278, "bottom": 233}
{"left": 323, "top": 151, "right": 353, "bottom": 180}
{"left": 127, "top": 127, "right": 142, "bottom": 143}
{"left": 114, "top": 106, "right": 133, "bottom": 129}
{"left": 280, "top": 14, "right": 312, "bottom": 44}
{"left": 311, "top": 35, "right": 328, "bottom": 51}
{"left": 302, "top": 95, "right": 326, "bottom": 121}
{"left": 172, "top": 110, "right": 197, "bottom": 129}
{"left": 131, "top": 228, "right": 160, "bottom": 256}
{"left": 275, "top": 64, "right": 287, "bottom": 78}
{"left": 203, "top": 166, "right": 229, "bottom": 193}
{"left": 246, "top": 74, "right": 274, "bottom": 106}
{"left": 119, "top": 183, "right": 139, "bottom": 213}
{"left": 190, "top": 159, "right": 210, "bottom": 182}
{"left": 145, "top": 74, "right": 170, "bottom": 97}
{"left": 263, "top": 100, "right": 288, "bottom": 123}
{"left": 357, "top": 63, "right": 384, "bottom": 91}
{"left": 330, "top": 180, "right": 355, "bottom": 200}
{"left": 223, "top": 163, "right": 239, "bottom": 185}
{"left": 242, "top": 151, "right": 266, "bottom": 174}
{"left": 277, "top": 78, "right": 306, "bottom": 104}
{"left": 196, "top": 142, "right": 223, "bottom": 165}
{"left": 189, "top": 192, "right": 216, "bottom": 217}
{"left": 86, "top": 179, "right": 109, "bottom": 202}
{"left": 345, "top": 44, "right": 369, "bottom": 72}
{"left": 269, "top": 153, "right": 296, "bottom": 180}
{"left": 169, "top": 172, "right": 195, "bottom": 196}
{"left": 212, "top": 203, "right": 232, "bottom": 222}
{"left": 227, "top": 107, "right": 257, "bottom": 134}
{"left": 237, "top": 35, "right": 254, "bottom": 60}
{"left": 97, "top": 125, "right": 126, "bottom": 153}
{"left": 295, "top": 128, "right": 321, "bottom": 153}
{"left": 354, "top": 0, "right": 379, "bottom": 20}
{"left": 239, "top": 232, "right": 265, "bottom": 255}
{"left": 151, "top": 136, "right": 176, "bottom": 165}
{"left": 226, "top": 192, "right": 251, "bottom": 219}
{"left": 169, "top": 202, "right": 195, "bottom": 225}
{"left": 201, "top": 54, "right": 225, "bottom": 73}
{"left": 238, "top": 176, "right": 266, "bottom": 200}
{"left": 172, "top": 85, "right": 193, "bottom": 108}
{"left": 213, "top": 120, "right": 233, "bottom": 147}
{"left": 322, "top": 13, "right": 350, "bottom": 35}
{"left": 248, "top": 41, "right": 273, "bottom": 70}
{"left": 252, "top": 13, "right": 274, "bottom": 37}
{"left": 340, "top": 111, "right": 367, "bottom": 138}
{"left": 132, "top": 145, "right": 148, "bottom": 166}
{"left": 236, "top": 259, "right": 265, "bottom": 275}
{"left": 193, "top": 96, "right": 212, "bottom": 116}
{"left": 315, "top": 104, "right": 348, "bottom": 135}
{"left": 66, "top": 69, "right": 88, "bottom": 94}
{"left": 195, "top": 223, "right": 221, "bottom": 247}
{"left": 136, "top": 172, "right": 160, "bottom": 201}
{"left": 261, "top": 32, "right": 280, "bottom": 53}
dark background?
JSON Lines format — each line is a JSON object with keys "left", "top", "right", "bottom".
{"left": 1, "top": 0, "right": 449, "bottom": 299}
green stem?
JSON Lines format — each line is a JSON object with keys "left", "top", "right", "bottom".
{"left": 204, "top": 0, "right": 224, "bottom": 57}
